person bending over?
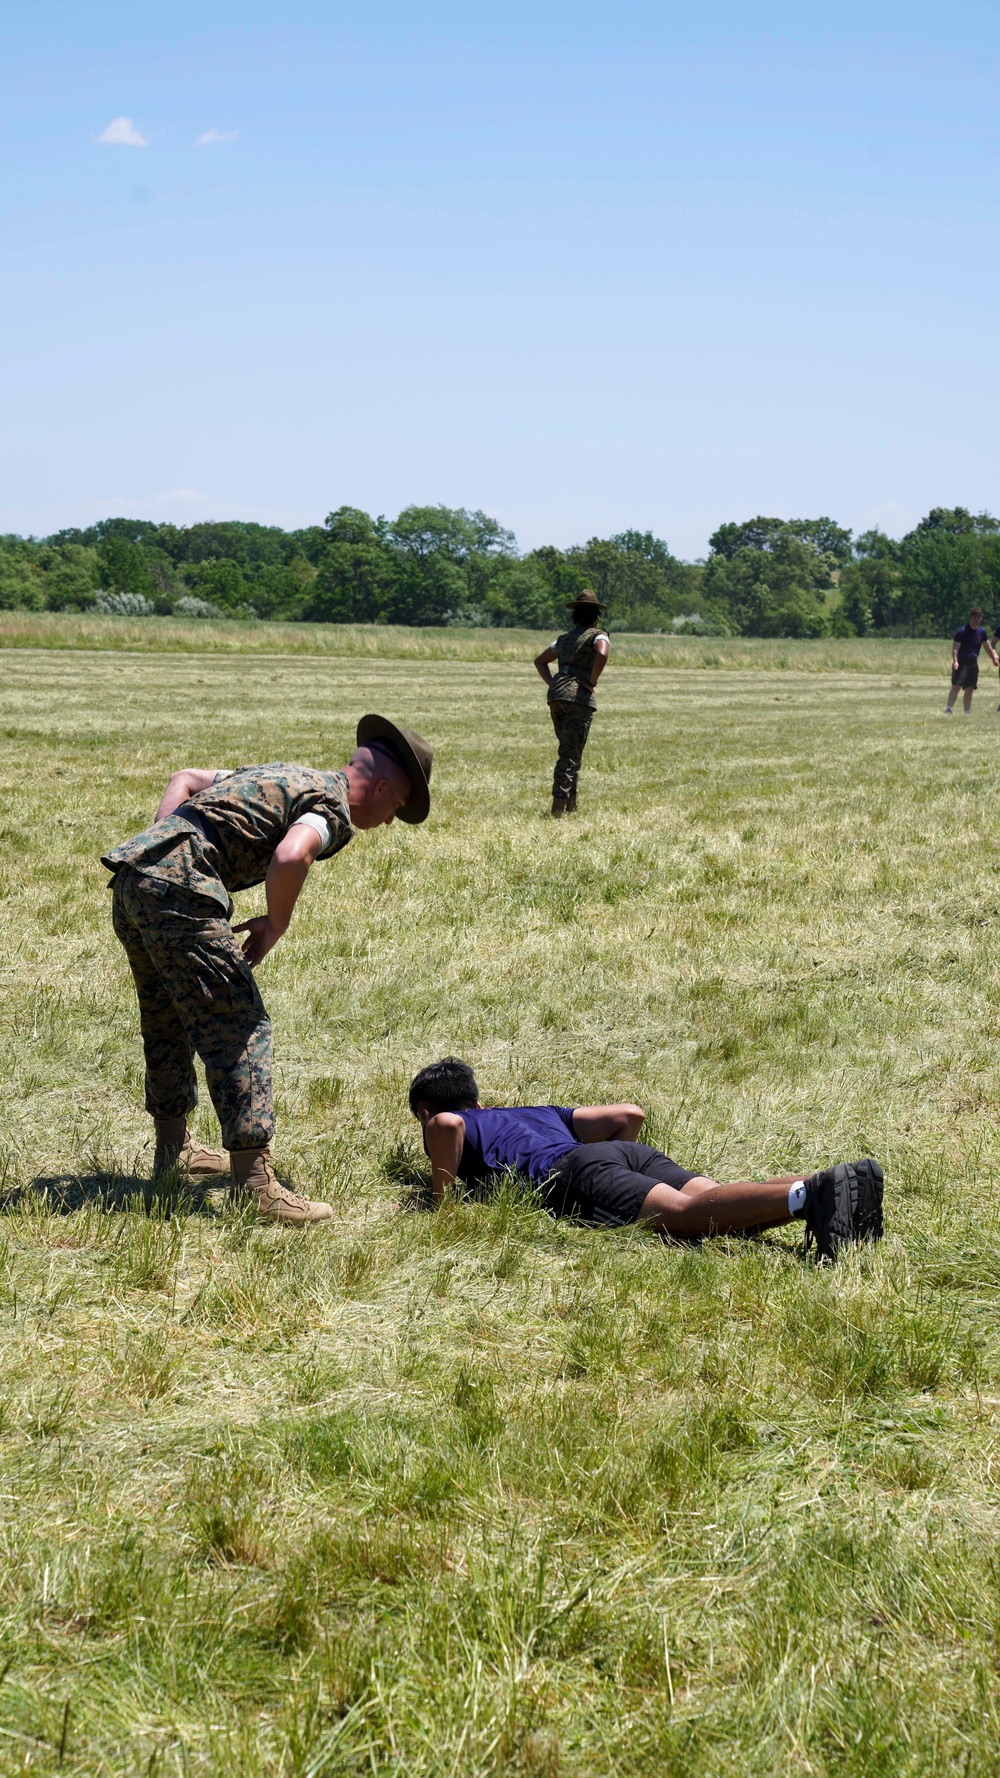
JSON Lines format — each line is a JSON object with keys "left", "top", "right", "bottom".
{"left": 408, "top": 1058, "right": 883, "bottom": 1262}
{"left": 946, "top": 608, "right": 999, "bottom": 714}
{"left": 102, "top": 717, "right": 432, "bottom": 1225}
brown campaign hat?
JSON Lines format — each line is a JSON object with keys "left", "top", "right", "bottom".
{"left": 356, "top": 714, "right": 433, "bottom": 824}
{"left": 566, "top": 586, "right": 607, "bottom": 612}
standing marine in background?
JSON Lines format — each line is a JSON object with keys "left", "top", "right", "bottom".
{"left": 100, "top": 716, "right": 432, "bottom": 1226}
{"left": 534, "top": 588, "right": 610, "bottom": 817}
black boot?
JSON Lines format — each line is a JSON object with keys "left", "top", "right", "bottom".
{"left": 551, "top": 796, "right": 569, "bottom": 817}
{"left": 566, "top": 791, "right": 577, "bottom": 813}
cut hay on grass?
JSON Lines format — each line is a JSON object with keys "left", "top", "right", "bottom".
{"left": 0, "top": 633, "right": 999, "bottom": 1774}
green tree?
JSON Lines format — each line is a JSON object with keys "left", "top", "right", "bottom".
{"left": 38, "top": 543, "right": 100, "bottom": 611}
{"left": 703, "top": 516, "right": 846, "bottom": 636}
{"left": 387, "top": 506, "right": 515, "bottom": 625}
{"left": 564, "top": 532, "right": 700, "bottom": 629}
{"left": 305, "top": 508, "right": 398, "bottom": 623}
{"left": 897, "top": 508, "right": 1000, "bottom": 633}
{"left": 837, "top": 530, "right": 902, "bottom": 633}
{"left": 97, "top": 534, "right": 157, "bottom": 601}
{"left": 187, "top": 558, "right": 252, "bottom": 612}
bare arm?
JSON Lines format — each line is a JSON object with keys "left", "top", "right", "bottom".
{"left": 534, "top": 644, "right": 557, "bottom": 685}
{"left": 588, "top": 635, "right": 610, "bottom": 688}
{"left": 232, "top": 824, "right": 323, "bottom": 967}
{"left": 987, "top": 642, "right": 1000, "bottom": 669}
{"left": 155, "top": 769, "right": 225, "bottom": 822}
{"left": 424, "top": 1112, "right": 467, "bottom": 1207}
{"left": 571, "top": 1103, "right": 645, "bottom": 1143}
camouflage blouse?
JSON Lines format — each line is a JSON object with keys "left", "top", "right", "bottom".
{"left": 547, "top": 624, "right": 610, "bottom": 711}
{"left": 100, "top": 764, "right": 354, "bottom": 912}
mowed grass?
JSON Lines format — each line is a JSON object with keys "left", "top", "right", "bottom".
{"left": 1, "top": 640, "right": 1000, "bottom": 1774}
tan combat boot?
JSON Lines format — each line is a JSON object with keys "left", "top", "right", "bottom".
{"left": 153, "top": 1116, "right": 230, "bottom": 1181}
{"left": 229, "top": 1148, "right": 334, "bottom": 1225}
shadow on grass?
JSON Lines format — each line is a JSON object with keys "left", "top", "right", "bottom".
{"left": 0, "top": 1171, "right": 218, "bottom": 1217}
{"left": 380, "top": 1141, "right": 434, "bottom": 1212}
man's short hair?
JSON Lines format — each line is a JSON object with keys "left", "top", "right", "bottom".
{"left": 408, "top": 1057, "right": 479, "bottom": 1116}
{"left": 970, "top": 608, "right": 984, "bottom": 619}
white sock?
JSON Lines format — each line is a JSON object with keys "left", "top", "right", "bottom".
{"left": 787, "top": 1180, "right": 807, "bottom": 1218}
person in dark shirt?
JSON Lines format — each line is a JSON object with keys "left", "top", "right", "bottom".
{"left": 946, "top": 608, "right": 999, "bottom": 713}
{"left": 407, "top": 1058, "right": 883, "bottom": 1262}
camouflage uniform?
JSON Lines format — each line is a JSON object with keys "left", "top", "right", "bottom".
{"left": 548, "top": 624, "right": 605, "bottom": 800}
{"left": 102, "top": 765, "right": 353, "bottom": 1152}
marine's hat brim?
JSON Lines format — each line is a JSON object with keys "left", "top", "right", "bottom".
{"left": 356, "top": 714, "right": 432, "bottom": 824}
{"left": 566, "top": 595, "right": 607, "bottom": 611}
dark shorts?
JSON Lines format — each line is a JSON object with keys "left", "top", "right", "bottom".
{"left": 547, "top": 1141, "right": 698, "bottom": 1225}
{"left": 953, "top": 661, "right": 979, "bottom": 689}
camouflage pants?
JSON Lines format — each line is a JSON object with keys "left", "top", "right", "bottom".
{"left": 110, "top": 870, "right": 273, "bottom": 1151}
{"left": 549, "top": 700, "right": 593, "bottom": 799}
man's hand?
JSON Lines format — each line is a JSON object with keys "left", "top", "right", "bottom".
{"left": 232, "top": 915, "right": 284, "bottom": 968}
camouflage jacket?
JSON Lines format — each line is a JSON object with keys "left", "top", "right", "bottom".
{"left": 548, "top": 625, "right": 609, "bottom": 711}
{"left": 100, "top": 764, "right": 354, "bottom": 911}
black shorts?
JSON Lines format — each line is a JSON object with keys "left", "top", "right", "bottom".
{"left": 953, "top": 661, "right": 979, "bottom": 689}
{"left": 547, "top": 1141, "right": 697, "bottom": 1225}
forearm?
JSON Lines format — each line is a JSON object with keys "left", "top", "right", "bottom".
{"left": 535, "top": 660, "right": 553, "bottom": 685}
{"left": 426, "top": 1119, "right": 465, "bottom": 1207}
{"left": 588, "top": 644, "right": 610, "bottom": 689}
{"left": 573, "top": 1103, "right": 645, "bottom": 1143}
{"left": 263, "top": 854, "right": 310, "bottom": 936}
{"left": 156, "top": 769, "right": 221, "bottom": 822}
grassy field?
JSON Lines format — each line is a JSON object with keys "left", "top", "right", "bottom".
{"left": 2, "top": 635, "right": 1000, "bottom": 1774}
{"left": 0, "top": 610, "right": 951, "bottom": 675}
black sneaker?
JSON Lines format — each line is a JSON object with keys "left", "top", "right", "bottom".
{"left": 803, "top": 1163, "right": 857, "bottom": 1263}
{"left": 851, "top": 1157, "right": 884, "bottom": 1242}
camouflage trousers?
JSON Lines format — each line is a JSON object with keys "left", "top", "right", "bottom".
{"left": 110, "top": 870, "right": 273, "bottom": 1151}
{"left": 549, "top": 700, "right": 593, "bottom": 799}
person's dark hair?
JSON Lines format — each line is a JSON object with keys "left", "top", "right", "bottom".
{"left": 571, "top": 606, "right": 597, "bottom": 627}
{"left": 408, "top": 1057, "right": 479, "bottom": 1116}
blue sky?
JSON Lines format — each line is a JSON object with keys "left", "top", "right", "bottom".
{"left": 3, "top": 1, "right": 999, "bottom": 557}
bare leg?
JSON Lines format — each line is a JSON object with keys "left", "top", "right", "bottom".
{"left": 947, "top": 684, "right": 959, "bottom": 709}
{"left": 637, "top": 1173, "right": 804, "bottom": 1238}
{"left": 964, "top": 687, "right": 974, "bottom": 712}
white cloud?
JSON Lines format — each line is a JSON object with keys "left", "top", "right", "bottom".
{"left": 96, "top": 116, "right": 149, "bottom": 147}
{"left": 196, "top": 129, "right": 239, "bottom": 147}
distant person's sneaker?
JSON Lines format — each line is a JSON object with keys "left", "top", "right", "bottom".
{"left": 803, "top": 1163, "right": 857, "bottom": 1263}
{"left": 851, "top": 1157, "right": 884, "bottom": 1243}
{"left": 944, "top": 706, "right": 953, "bottom": 714}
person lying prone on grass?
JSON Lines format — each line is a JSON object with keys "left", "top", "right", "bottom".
{"left": 407, "top": 1057, "right": 883, "bottom": 1262}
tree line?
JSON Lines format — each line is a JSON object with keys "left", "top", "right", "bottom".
{"left": 1, "top": 503, "right": 997, "bottom": 637}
